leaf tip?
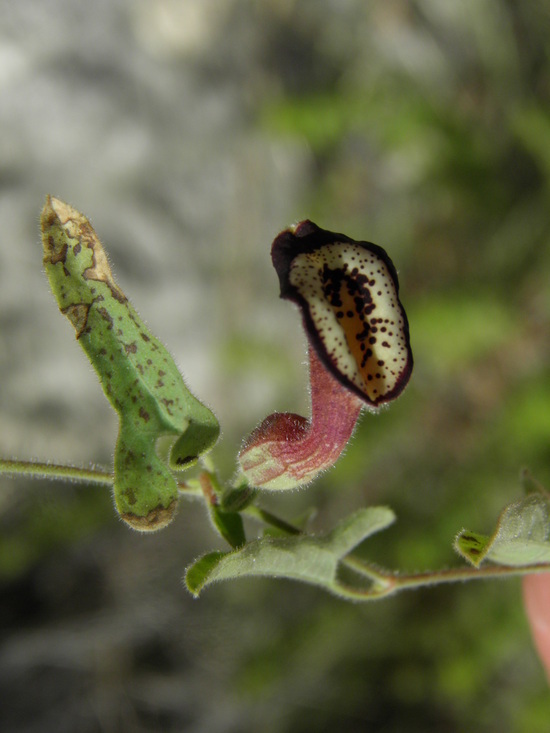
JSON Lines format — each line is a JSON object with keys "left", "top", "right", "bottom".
{"left": 120, "top": 499, "right": 178, "bottom": 532}
{"left": 185, "top": 551, "right": 227, "bottom": 596}
{"left": 41, "top": 195, "right": 75, "bottom": 230}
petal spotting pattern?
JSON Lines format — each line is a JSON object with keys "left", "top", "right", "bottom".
{"left": 271, "top": 220, "right": 413, "bottom": 409}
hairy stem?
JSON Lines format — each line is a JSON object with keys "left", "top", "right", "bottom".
{"left": 0, "top": 458, "right": 113, "bottom": 485}
{"left": 335, "top": 560, "right": 550, "bottom": 601}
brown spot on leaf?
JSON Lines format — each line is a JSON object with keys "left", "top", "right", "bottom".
{"left": 95, "top": 306, "right": 113, "bottom": 330}
{"left": 61, "top": 303, "right": 90, "bottom": 337}
{"left": 161, "top": 397, "right": 174, "bottom": 416}
{"left": 120, "top": 499, "right": 178, "bottom": 532}
{"left": 44, "top": 234, "right": 68, "bottom": 265}
{"left": 77, "top": 221, "right": 127, "bottom": 303}
{"left": 43, "top": 208, "right": 58, "bottom": 228}
{"left": 123, "top": 487, "right": 137, "bottom": 506}
{"left": 46, "top": 240, "right": 68, "bottom": 266}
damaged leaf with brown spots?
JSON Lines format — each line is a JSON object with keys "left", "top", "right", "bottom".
{"left": 41, "top": 196, "right": 219, "bottom": 531}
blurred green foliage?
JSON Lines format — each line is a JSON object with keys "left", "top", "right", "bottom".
{"left": 0, "top": 483, "right": 111, "bottom": 579}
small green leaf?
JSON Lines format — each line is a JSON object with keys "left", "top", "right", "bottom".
{"left": 454, "top": 531, "right": 492, "bottom": 567}
{"left": 185, "top": 506, "right": 395, "bottom": 598}
{"left": 220, "top": 482, "right": 258, "bottom": 513}
{"left": 41, "top": 196, "right": 219, "bottom": 531}
{"left": 185, "top": 552, "right": 227, "bottom": 595}
{"left": 209, "top": 505, "right": 246, "bottom": 549}
{"left": 455, "top": 491, "right": 550, "bottom": 568}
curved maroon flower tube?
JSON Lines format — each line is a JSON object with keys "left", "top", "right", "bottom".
{"left": 239, "top": 344, "right": 363, "bottom": 489}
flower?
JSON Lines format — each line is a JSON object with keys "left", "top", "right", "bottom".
{"left": 238, "top": 220, "right": 413, "bottom": 490}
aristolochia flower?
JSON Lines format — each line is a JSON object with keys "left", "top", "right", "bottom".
{"left": 238, "top": 220, "right": 413, "bottom": 490}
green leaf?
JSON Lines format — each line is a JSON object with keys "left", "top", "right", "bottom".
{"left": 185, "top": 506, "right": 395, "bottom": 598}
{"left": 220, "top": 482, "right": 258, "bottom": 513}
{"left": 41, "top": 196, "right": 219, "bottom": 531}
{"left": 209, "top": 505, "right": 246, "bottom": 549}
{"left": 454, "top": 531, "right": 492, "bottom": 567}
{"left": 455, "top": 491, "right": 550, "bottom": 568}
{"left": 185, "top": 552, "right": 226, "bottom": 595}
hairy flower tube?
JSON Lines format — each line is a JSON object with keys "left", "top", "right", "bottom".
{"left": 238, "top": 220, "right": 413, "bottom": 490}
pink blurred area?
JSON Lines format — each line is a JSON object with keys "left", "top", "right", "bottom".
{"left": 523, "top": 574, "right": 550, "bottom": 683}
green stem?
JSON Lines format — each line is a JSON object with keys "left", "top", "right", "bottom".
{"left": 335, "top": 560, "right": 550, "bottom": 601}
{"left": 244, "top": 505, "right": 302, "bottom": 535}
{"left": 0, "top": 459, "right": 113, "bottom": 486}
